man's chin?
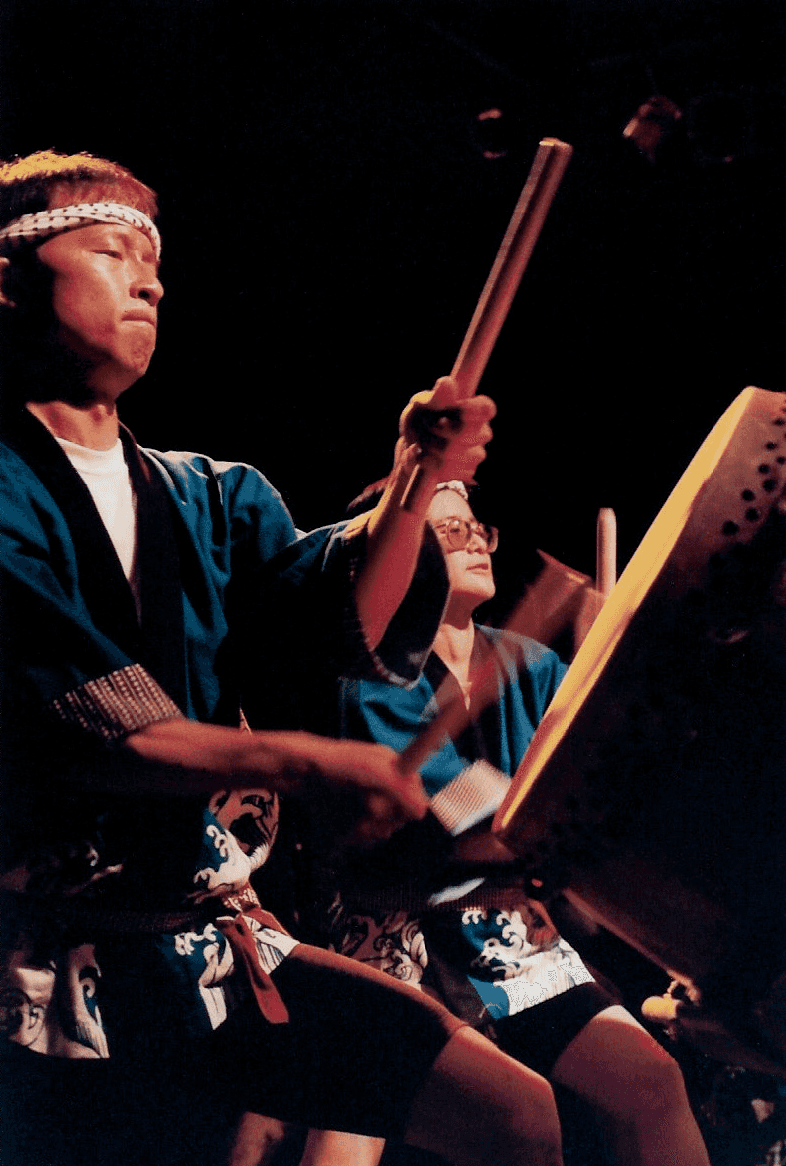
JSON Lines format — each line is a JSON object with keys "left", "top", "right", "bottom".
{"left": 116, "top": 346, "right": 156, "bottom": 389}
{"left": 84, "top": 361, "right": 150, "bottom": 401}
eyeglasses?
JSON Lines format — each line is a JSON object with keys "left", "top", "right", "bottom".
{"left": 431, "top": 518, "right": 499, "bottom": 553}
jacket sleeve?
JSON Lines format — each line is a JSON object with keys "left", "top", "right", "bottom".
{"left": 234, "top": 520, "right": 449, "bottom": 735}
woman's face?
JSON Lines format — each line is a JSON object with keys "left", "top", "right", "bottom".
{"left": 427, "top": 489, "right": 496, "bottom": 610}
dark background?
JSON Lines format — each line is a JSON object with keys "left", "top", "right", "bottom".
{"left": 2, "top": 0, "right": 785, "bottom": 622}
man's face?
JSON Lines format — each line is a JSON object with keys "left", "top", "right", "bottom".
{"left": 35, "top": 221, "right": 163, "bottom": 400}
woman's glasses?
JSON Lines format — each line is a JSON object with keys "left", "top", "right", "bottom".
{"left": 431, "top": 518, "right": 499, "bottom": 553}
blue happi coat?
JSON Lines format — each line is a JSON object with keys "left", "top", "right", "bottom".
{"left": 0, "top": 409, "right": 447, "bottom": 1054}
{"left": 333, "top": 628, "right": 595, "bottom": 1024}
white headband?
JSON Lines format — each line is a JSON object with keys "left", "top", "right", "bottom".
{"left": 0, "top": 202, "right": 161, "bottom": 260}
{"left": 434, "top": 480, "right": 469, "bottom": 499}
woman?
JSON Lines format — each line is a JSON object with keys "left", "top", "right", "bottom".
{"left": 302, "top": 482, "right": 710, "bottom": 1166}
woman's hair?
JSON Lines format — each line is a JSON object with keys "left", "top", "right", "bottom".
{"left": 344, "top": 476, "right": 389, "bottom": 518}
{"left": 345, "top": 477, "right": 471, "bottom": 519}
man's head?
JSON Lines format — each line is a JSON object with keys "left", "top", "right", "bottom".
{"left": 0, "top": 150, "right": 157, "bottom": 239}
{"left": 0, "top": 151, "right": 162, "bottom": 407}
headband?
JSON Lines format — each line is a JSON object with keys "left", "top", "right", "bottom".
{"left": 0, "top": 202, "right": 161, "bottom": 261}
{"left": 434, "top": 480, "right": 469, "bottom": 499}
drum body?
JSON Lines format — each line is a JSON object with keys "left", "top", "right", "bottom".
{"left": 494, "top": 387, "right": 786, "bottom": 1070}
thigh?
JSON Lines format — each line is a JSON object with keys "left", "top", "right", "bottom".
{"left": 492, "top": 981, "right": 617, "bottom": 1079}
{"left": 549, "top": 1006, "right": 711, "bottom": 1166}
{"left": 550, "top": 1003, "right": 679, "bottom": 1110}
{"left": 213, "top": 943, "right": 464, "bottom": 1139}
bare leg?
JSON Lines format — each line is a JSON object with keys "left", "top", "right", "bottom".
{"left": 299, "top": 1130, "right": 385, "bottom": 1166}
{"left": 227, "top": 1114, "right": 289, "bottom": 1166}
{"left": 550, "top": 1005, "right": 710, "bottom": 1166}
{"left": 405, "top": 1025, "right": 564, "bottom": 1166}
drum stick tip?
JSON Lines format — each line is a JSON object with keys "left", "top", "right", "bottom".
{"left": 641, "top": 994, "right": 682, "bottom": 1024}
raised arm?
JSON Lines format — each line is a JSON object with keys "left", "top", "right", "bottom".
{"left": 353, "top": 376, "right": 495, "bottom": 649}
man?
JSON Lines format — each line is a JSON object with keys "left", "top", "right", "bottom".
{"left": 0, "top": 150, "right": 564, "bottom": 1166}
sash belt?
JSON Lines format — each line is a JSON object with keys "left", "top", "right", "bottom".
{"left": 2, "top": 884, "right": 291, "bottom": 1025}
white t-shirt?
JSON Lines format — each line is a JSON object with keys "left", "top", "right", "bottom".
{"left": 58, "top": 437, "right": 139, "bottom": 605}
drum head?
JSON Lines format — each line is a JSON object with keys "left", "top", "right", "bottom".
{"left": 494, "top": 388, "right": 786, "bottom": 1034}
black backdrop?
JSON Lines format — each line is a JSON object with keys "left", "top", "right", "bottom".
{"left": 2, "top": 0, "right": 785, "bottom": 624}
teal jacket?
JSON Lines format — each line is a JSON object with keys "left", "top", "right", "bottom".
{"left": 0, "top": 409, "right": 447, "bottom": 1045}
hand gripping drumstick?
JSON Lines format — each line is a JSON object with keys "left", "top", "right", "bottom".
{"left": 400, "top": 136, "right": 573, "bottom": 511}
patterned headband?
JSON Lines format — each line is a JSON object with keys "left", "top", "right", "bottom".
{"left": 0, "top": 202, "right": 161, "bottom": 260}
{"left": 434, "top": 480, "right": 469, "bottom": 499}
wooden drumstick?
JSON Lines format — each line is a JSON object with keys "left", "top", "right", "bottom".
{"left": 397, "top": 679, "right": 472, "bottom": 776}
{"left": 572, "top": 508, "right": 618, "bottom": 651}
{"left": 596, "top": 507, "right": 617, "bottom": 598}
{"left": 401, "top": 136, "right": 573, "bottom": 511}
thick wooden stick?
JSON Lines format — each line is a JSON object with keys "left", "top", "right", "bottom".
{"left": 401, "top": 136, "right": 573, "bottom": 510}
{"left": 397, "top": 137, "right": 574, "bottom": 775}
{"left": 397, "top": 644, "right": 502, "bottom": 776}
{"left": 596, "top": 507, "right": 617, "bottom": 598}
{"left": 572, "top": 508, "right": 618, "bottom": 651}
{"left": 449, "top": 136, "right": 573, "bottom": 396}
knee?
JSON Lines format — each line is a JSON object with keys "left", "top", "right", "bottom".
{"left": 497, "top": 1079, "right": 564, "bottom": 1166}
{"left": 408, "top": 1028, "right": 564, "bottom": 1166}
{"left": 639, "top": 1045, "right": 689, "bottom": 1107}
{"left": 227, "top": 1113, "right": 289, "bottom": 1166}
{"left": 610, "top": 1043, "right": 691, "bottom": 1128}
{"left": 559, "top": 1008, "right": 692, "bottom": 1127}
{"left": 464, "top": 1057, "right": 564, "bottom": 1166}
